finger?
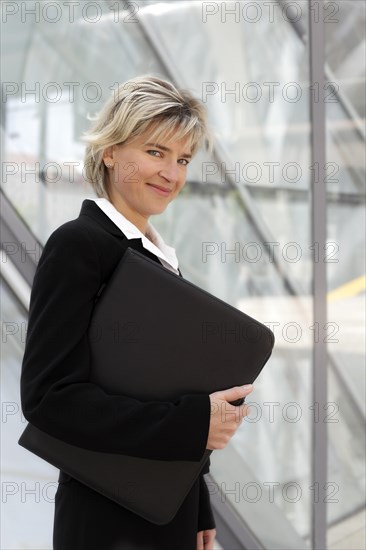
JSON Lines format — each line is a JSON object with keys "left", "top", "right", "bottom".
{"left": 216, "top": 384, "right": 253, "bottom": 402}
{"left": 203, "top": 531, "right": 215, "bottom": 550}
{"left": 197, "top": 531, "right": 204, "bottom": 550}
{"left": 203, "top": 529, "right": 216, "bottom": 548}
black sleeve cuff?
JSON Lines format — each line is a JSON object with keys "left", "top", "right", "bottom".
{"left": 197, "top": 474, "right": 216, "bottom": 532}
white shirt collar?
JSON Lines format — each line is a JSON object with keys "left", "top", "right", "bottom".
{"left": 88, "top": 198, "right": 179, "bottom": 274}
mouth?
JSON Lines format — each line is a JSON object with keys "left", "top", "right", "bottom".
{"left": 146, "top": 183, "right": 172, "bottom": 196}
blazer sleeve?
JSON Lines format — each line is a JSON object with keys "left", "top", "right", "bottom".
{"left": 20, "top": 223, "right": 211, "bottom": 462}
{"left": 197, "top": 474, "right": 216, "bottom": 532}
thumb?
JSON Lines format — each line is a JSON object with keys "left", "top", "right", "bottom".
{"left": 215, "top": 384, "right": 253, "bottom": 402}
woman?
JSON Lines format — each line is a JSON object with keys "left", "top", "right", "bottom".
{"left": 20, "top": 75, "right": 253, "bottom": 550}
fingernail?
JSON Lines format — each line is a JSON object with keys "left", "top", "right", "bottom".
{"left": 242, "top": 384, "right": 252, "bottom": 389}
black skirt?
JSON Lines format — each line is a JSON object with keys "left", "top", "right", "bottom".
{"left": 53, "top": 472, "right": 202, "bottom": 550}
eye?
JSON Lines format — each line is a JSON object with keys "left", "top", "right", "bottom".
{"left": 147, "top": 149, "right": 162, "bottom": 157}
{"left": 178, "top": 158, "right": 190, "bottom": 166}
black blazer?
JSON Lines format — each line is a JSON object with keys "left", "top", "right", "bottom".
{"left": 20, "top": 199, "right": 215, "bottom": 549}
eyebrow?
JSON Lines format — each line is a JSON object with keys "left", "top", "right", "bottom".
{"left": 144, "top": 142, "right": 192, "bottom": 159}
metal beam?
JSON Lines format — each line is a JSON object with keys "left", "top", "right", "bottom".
{"left": 308, "top": 4, "right": 328, "bottom": 549}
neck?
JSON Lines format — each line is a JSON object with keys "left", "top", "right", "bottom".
{"left": 107, "top": 192, "right": 148, "bottom": 236}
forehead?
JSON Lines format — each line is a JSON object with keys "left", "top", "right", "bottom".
{"left": 127, "top": 132, "right": 191, "bottom": 155}
{"left": 137, "top": 122, "right": 193, "bottom": 151}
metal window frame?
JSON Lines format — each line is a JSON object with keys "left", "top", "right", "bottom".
{"left": 308, "top": 5, "right": 328, "bottom": 550}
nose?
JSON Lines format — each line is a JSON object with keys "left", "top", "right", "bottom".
{"left": 158, "top": 159, "right": 179, "bottom": 185}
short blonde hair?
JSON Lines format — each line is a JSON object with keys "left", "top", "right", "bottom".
{"left": 82, "top": 75, "right": 213, "bottom": 198}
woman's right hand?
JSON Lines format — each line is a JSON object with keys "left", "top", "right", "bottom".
{"left": 206, "top": 385, "right": 253, "bottom": 451}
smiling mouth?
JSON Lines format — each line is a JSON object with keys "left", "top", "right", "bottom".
{"left": 146, "top": 183, "right": 172, "bottom": 194}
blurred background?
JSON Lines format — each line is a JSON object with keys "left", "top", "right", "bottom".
{"left": 1, "top": 1, "right": 365, "bottom": 548}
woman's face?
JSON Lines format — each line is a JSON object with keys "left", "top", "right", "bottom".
{"left": 103, "top": 128, "right": 192, "bottom": 233}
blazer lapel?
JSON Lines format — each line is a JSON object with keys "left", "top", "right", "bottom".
{"left": 80, "top": 199, "right": 128, "bottom": 239}
{"left": 79, "top": 200, "right": 182, "bottom": 275}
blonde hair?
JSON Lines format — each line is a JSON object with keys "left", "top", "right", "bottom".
{"left": 82, "top": 75, "right": 213, "bottom": 198}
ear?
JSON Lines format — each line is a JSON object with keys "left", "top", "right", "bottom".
{"left": 102, "top": 146, "right": 114, "bottom": 164}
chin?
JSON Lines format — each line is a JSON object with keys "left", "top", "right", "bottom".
{"left": 150, "top": 204, "right": 168, "bottom": 215}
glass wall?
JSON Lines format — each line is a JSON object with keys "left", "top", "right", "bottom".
{"left": 1, "top": 278, "right": 58, "bottom": 549}
{"left": 1, "top": 1, "right": 365, "bottom": 548}
{"left": 324, "top": 1, "right": 366, "bottom": 547}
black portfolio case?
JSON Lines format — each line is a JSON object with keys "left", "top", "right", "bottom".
{"left": 19, "top": 247, "right": 274, "bottom": 524}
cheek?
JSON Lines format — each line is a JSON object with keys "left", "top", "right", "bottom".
{"left": 113, "top": 168, "right": 141, "bottom": 192}
{"left": 127, "top": 160, "right": 153, "bottom": 185}
{"left": 124, "top": 165, "right": 140, "bottom": 186}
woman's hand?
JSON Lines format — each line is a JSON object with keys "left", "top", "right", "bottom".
{"left": 197, "top": 528, "right": 216, "bottom": 550}
{"left": 206, "top": 385, "right": 253, "bottom": 450}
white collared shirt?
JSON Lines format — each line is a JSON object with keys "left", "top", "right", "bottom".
{"left": 88, "top": 198, "right": 180, "bottom": 275}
